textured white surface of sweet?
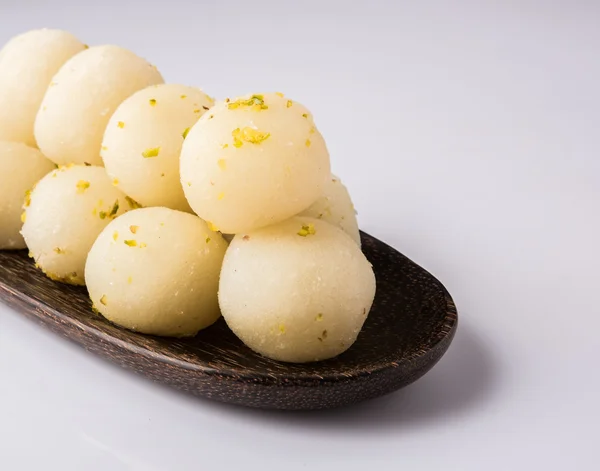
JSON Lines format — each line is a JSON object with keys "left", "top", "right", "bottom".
{"left": 34, "top": 45, "right": 164, "bottom": 166}
{"left": 0, "top": 29, "right": 85, "bottom": 147}
{"left": 298, "top": 174, "right": 361, "bottom": 246}
{"left": 21, "top": 165, "right": 130, "bottom": 285}
{"left": 102, "top": 84, "right": 213, "bottom": 212}
{"left": 180, "top": 92, "right": 330, "bottom": 234}
{"left": 0, "top": 141, "right": 56, "bottom": 249}
{"left": 85, "top": 207, "right": 227, "bottom": 337}
{"left": 219, "top": 216, "right": 375, "bottom": 362}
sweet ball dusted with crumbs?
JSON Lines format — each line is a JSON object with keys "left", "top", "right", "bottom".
{"left": 0, "top": 28, "right": 86, "bottom": 147}
{"left": 34, "top": 45, "right": 164, "bottom": 166}
{"left": 102, "top": 84, "right": 214, "bottom": 212}
{"left": 0, "top": 141, "right": 56, "bottom": 249}
{"left": 298, "top": 174, "right": 361, "bottom": 246}
{"left": 180, "top": 92, "right": 331, "bottom": 234}
{"left": 85, "top": 207, "right": 227, "bottom": 337}
{"left": 21, "top": 165, "right": 130, "bottom": 285}
{"left": 219, "top": 217, "right": 376, "bottom": 363}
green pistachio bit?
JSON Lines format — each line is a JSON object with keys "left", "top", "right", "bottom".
{"left": 297, "top": 223, "right": 316, "bottom": 237}
{"left": 109, "top": 200, "right": 119, "bottom": 217}
{"left": 228, "top": 94, "right": 268, "bottom": 111}
{"left": 76, "top": 180, "right": 90, "bottom": 193}
{"left": 125, "top": 196, "right": 142, "bottom": 209}
{"left": 232, "top": 127, "right": 270, "bottom": 147}
{"left": 142, "top": 147, "right": 161, "bottom": 158}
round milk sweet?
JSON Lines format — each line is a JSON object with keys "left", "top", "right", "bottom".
{"left": 180, "top": 92, "right": 330, "bottom": 234}
{"left": 34, "top": 45, "right": 164, "bottom": 166}
{"left": 85, "top": 207, "right": 227, "bottom": 337}
{"left": 0, "top": 141, "right": 56, "bottom": 249}
{"left": 0, "top": 29, "right": 86, "bottom": 147}
{"left": 298, "top": 174, "right": 361, "bottom": 245}
{"left": 102, "top": 84, "right": 214, "bottom": 212}
{"left": 21, "top": 165, "right": 130, "bottom": 285}
{"left": 219, "top": 217, "right": 376, "bottom": 363}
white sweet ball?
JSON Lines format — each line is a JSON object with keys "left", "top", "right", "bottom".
{"left": 0, "top": 141, "right": 56, "bottom": 249}
{"left": 0, "top": 29, "right": 86, "bottom": 147}
{"left": 34, "top": 45, "right": 164, "bottom": 166}
{"left": 21, "top": 165, "right": 131, "bottom": 285}
{"left": 180, "top": 92, "right": 330, "bottom": 234}
{"left": 85, "top": 207, "right": 227, "bottom": 337}
{"left": 102, "top": 84, "right": 214, "bottom": 212}
{"left": 219, "top": 217, "right": 376, "bottom": 363}
{"left": 298, "top": 174, "right": 361, "bottom": 246}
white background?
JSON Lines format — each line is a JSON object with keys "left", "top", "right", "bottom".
{"left": 1, "top": 1, "right": 599, "bottom": 469}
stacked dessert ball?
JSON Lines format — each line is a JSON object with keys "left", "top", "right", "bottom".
{"left": 0, "top": 29, "right": 375, "bottom": 363}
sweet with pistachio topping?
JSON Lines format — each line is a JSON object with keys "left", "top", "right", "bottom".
{"left": 102, "top": 84, "right": 211, "bottom": 213}
{"left": 0, "top": 142, "right": 55, "bottom": 250}
{"left": 180, "top": 92, "right": 330, "bottom": 234}
{"left": 21, "top": 165, "right": 130, "bottom": 285}
{"left": 85, "top": 207, "right": 228, "bottom": 337}
{"left": 219, "top": 217, "right": 375, "bottom": 363}
{"left": 34, "top": 44, "right": 164, "bottom": 166}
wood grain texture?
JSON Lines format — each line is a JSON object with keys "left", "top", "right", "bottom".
{"left": 0, "top": 232, "right": 457, "bottom": 410}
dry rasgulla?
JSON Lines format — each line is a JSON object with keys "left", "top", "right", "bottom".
{"left": 219, "top": 217, "right": 375, "bottom": 363}
{"left": 35, "top": 45, "right": 164, "bottom": 166}
{"left": 102, "top": 84, "right": 213, "bottom": 212}
{"left": 85, "top": 207, "right": 227, "bottom": 337}
{"left": 180, "top": 93, "right": 330, "bottom": 234}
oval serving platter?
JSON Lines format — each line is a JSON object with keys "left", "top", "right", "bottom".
{"left": 0, "top": 232, "right": 457, "bottom": 410}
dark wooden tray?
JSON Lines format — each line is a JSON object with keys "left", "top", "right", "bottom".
{"left": 0, "top": 232, "right": 457, "bottom": 410}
